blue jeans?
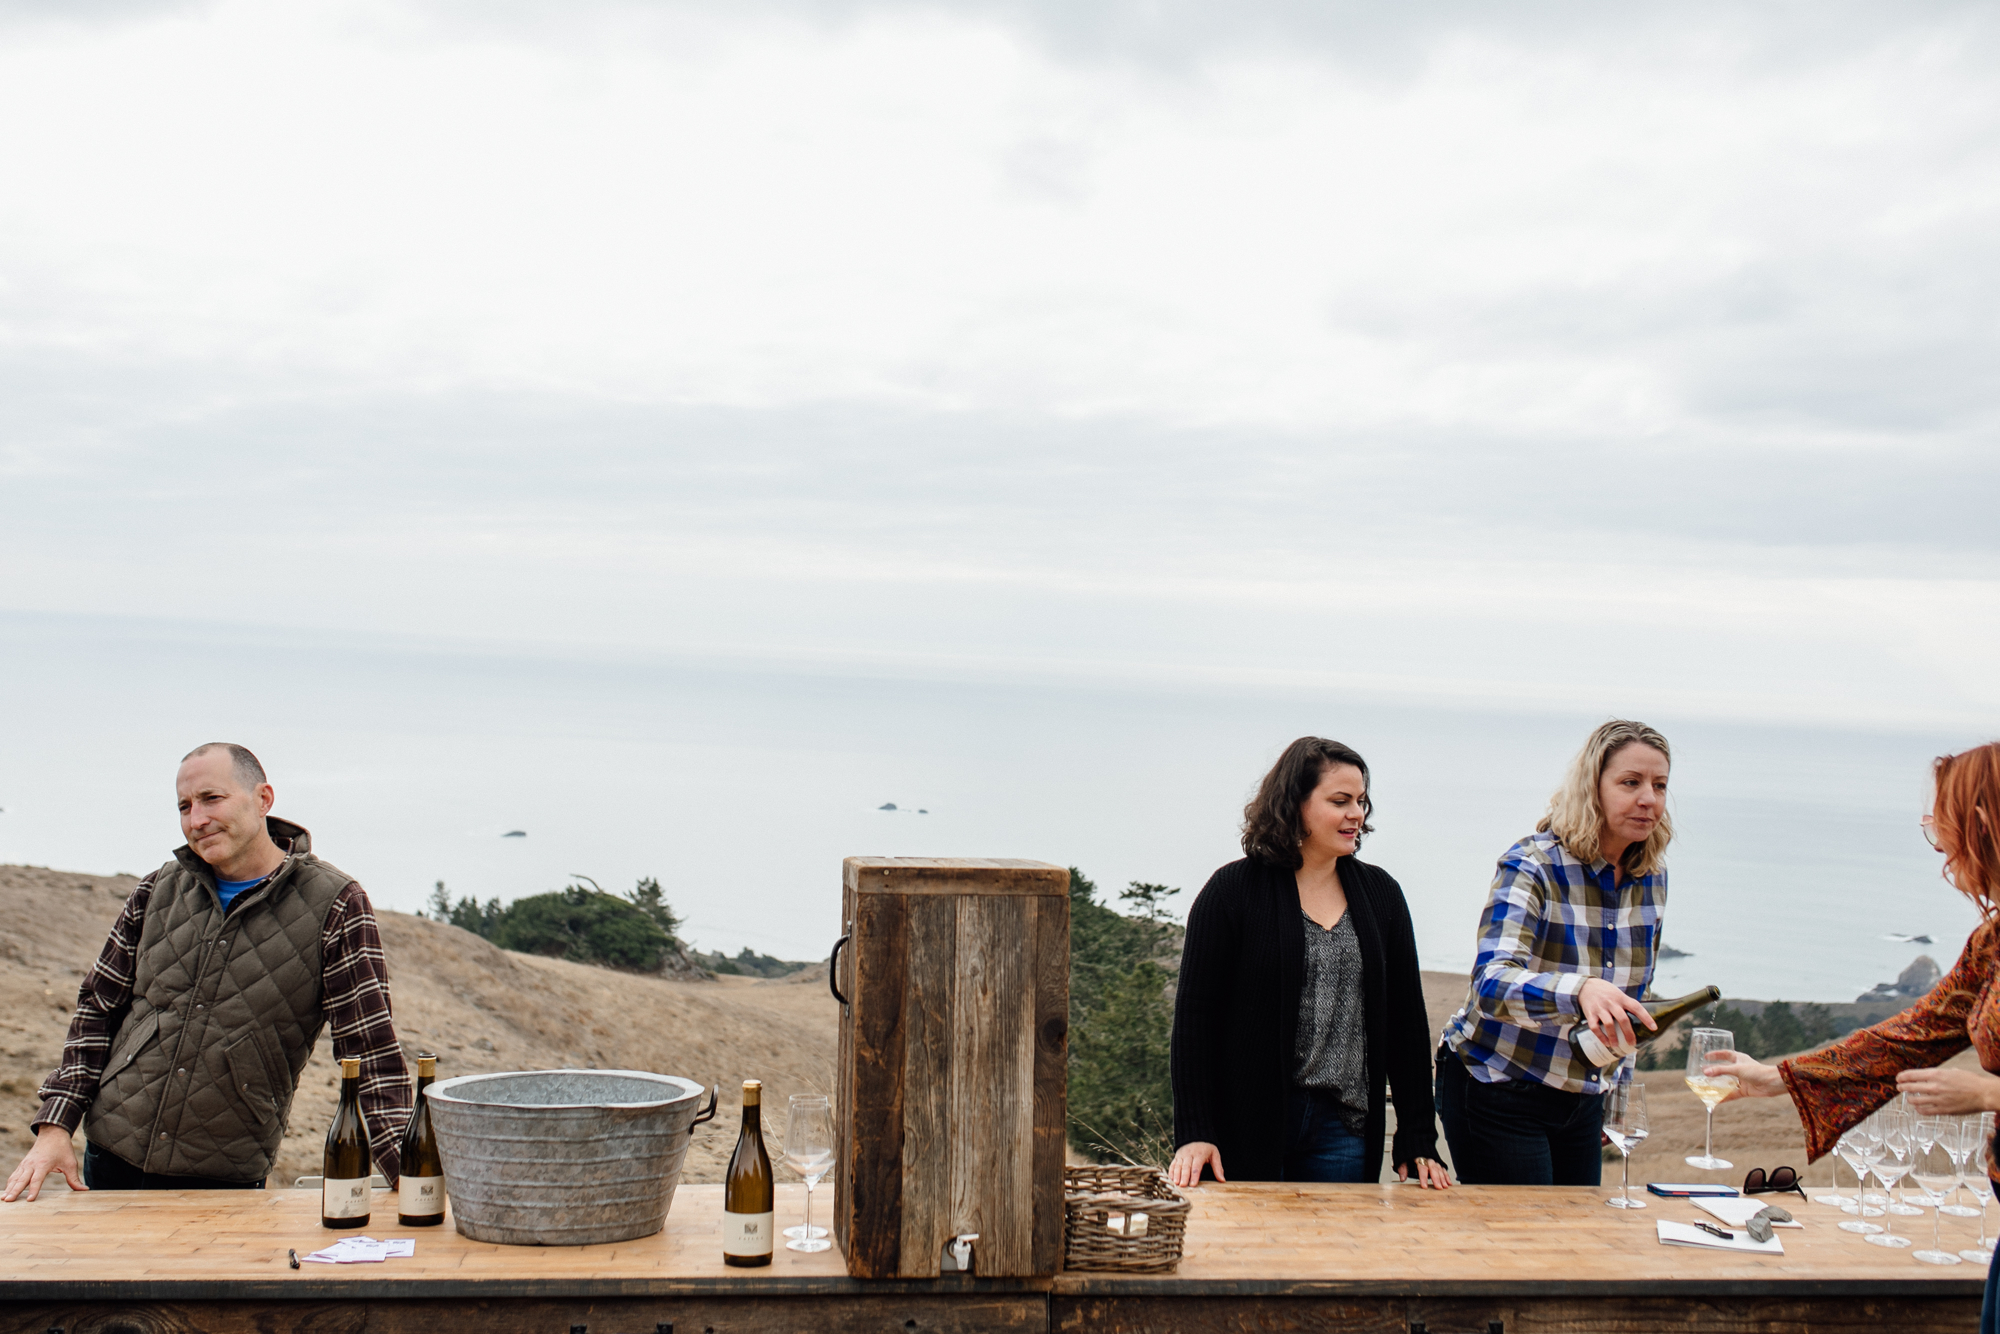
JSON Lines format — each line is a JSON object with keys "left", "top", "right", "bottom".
{"left": 1435, "top": 1048, "right": 1603, "bottom": 1186}
{"left": 1282, "top": 1086, "right": 1371, "bottom": 1183}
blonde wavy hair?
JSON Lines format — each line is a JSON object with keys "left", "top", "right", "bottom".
{"left": 1537, "top": 720, "right": 1674, "bottom": 876}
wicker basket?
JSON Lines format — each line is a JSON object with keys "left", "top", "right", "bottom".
{"left": 1062, "top": 1165, "right": 1189, "bottom": 1273}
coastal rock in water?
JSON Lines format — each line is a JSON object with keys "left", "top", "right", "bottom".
{"left": 1856, "top": 954, "right": 1941, "bottom": 1004}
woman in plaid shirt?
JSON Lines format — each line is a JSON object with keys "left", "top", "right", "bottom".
{"left": 1436, "top": 720, "right": 1673, "bottom": 1185}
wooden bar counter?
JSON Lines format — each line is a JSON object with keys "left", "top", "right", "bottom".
{"left": 1, "top": 1182, "right": 1982, "bottom": 1333}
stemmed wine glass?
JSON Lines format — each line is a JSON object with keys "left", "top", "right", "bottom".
{"left": 1834, "top": 1129, "right": 1882, "bottom": 1229}
{"left": 1896, "top": 1120, "right": 1944, "bottom": 1224}
{"left": 1962, "top": 1113, "right": 1996, "bottom": 1265}
{"left": 782, "top": 1094, "right": 834, "bottom": 1254}
{"left": 1941, "top": 1114, "right": 1982, "bottom": 1219}
{"left": 1820, "top": 1134, "right": 1853, "bottom": 1208}
{"left": 1853, "top": 1116, "right": 1888, "bottom": 1208}
{"left": 1866, "top": 1112, "right": 1915, "bottom": 1249}
{"left": 1603, "top": 1081, "right": 1648, "bottom": 1209}
{"left": 1910, "top": 1132, "right": 1964, "bottom": 1265}
{"left": 1683, "top": 1028, "right": 1737, "bottom": 1171}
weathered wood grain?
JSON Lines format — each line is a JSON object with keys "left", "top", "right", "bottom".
{"left": 842, "top": 889, "right": 909, "bottom": 1278}
{"left": 1030, "top": 892, "right": 1069, "bottom": 1279}
{"left": 898, "top": 893, "right": 957, "bottom": 1278}
{"left": 952, "top": 892, "right": 1036, "bottom": 1278}
{"left": 844, "top": 859, "right": 1070, "bottom": 897}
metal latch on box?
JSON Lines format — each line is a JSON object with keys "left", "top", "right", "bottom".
{"left": 941, "top": 1233, "right": 979, "bottom": 1273}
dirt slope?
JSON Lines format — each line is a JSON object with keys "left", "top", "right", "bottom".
{"left": 0, "top": 864, "right": 835, "bottom": 1187}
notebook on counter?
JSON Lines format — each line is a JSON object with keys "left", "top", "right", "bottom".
{"left": 1656, "top": 1219, "right": 1785, "bottom": 1254}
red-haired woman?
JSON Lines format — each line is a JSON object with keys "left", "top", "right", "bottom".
{"left": 1712, "top": 742, "right": 2000, "bottom": 1328}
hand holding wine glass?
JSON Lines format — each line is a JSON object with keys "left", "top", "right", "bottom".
{"left": 1692, "top": 1049, "right": 1788, "bottom": 1102}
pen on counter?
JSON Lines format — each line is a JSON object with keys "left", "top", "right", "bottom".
{"left": 288, "top": 1248, "right": 300, "bottom": 1269}
{"left": 1694, "top": 1222, "right": 1734, "bottom": 1240}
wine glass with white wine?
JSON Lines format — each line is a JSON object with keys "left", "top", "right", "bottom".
{"left": 1603, "top": 1081, "right": 1649, "bottom": 1209}
{"left": 782, "top": 1094, "right": 834, "bottom": 1254}
{"left": 1683, "top": 1027, "right": 1736, "bottom": 1171}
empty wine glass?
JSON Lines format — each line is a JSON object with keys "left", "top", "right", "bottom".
{"left": 1962, "top": 1113, "right": 1996, "bottom": 1265}
{"left": 1837, "top": 1128, "right": 1886, "bottom": 1235}
{"left": 1603, "top": 1081, "right": 1649, "bottom": 1209}
{"left": 1847, "top": 1113, "right": 1887, "bottom": 1206}
{"left": 1866, "top": 1112, "right": 1915, "bottom": 1249}
{"left": 1910, "top": 1134, "right": 1963, "bottom": 1265}
{"left": 1941, "top": 1115, "right": 1982, "bottom": 1219}
{"left": 1683, "top": 1028, "right": 1736, "bottom": 1171}
{"left": 782, "top": 1094, "right": 834, "bottom": 1253}
{"left": 1819, "top": 1135, "right": 1853, "bottom": 1208}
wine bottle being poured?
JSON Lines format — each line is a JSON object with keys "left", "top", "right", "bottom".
{"left": 322, "top": 1056, "right": 373, "bottom": 1229}
{"left": 398, "top": 1053, "right": 447, "bottom": 1227}
{"left": 722, "top": 1079, "right": 774, "bottom": 1267}
{"left": 1574, "top": 986, "right": 1722, "bottom": 1070}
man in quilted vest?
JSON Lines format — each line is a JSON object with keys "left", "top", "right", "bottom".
{"left": 3, "top": 743, "right": 411, "bottom": 1200}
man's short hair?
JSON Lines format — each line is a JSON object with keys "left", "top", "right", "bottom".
{"left": 182, "top": 743, "right": 268, "bottom": 792}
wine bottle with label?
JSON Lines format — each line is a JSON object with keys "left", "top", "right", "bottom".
{"left": 722, "top": 1079, "right": 774, "bottom": 1267}
{"left": 1573, "top": 985, "right": 1722, "bottom": 1070}
{"left": 398, "top": 1053, "right": 447, "bottom": 1227}
{"left": 322, "top": 1056, "right": 373, "bottom": 1229}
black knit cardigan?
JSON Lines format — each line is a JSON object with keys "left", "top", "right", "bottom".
{"left": 1169, "top": 855, "right": 1440, "bottom": 1181}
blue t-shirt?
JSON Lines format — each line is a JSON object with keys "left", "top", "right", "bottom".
{"left": 215, "top": 875, "right": 269, "bottom": 910}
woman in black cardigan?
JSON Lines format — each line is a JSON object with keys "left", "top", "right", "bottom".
{"left": 1169, "top": 737, "right": 1449, "bottom": 1188}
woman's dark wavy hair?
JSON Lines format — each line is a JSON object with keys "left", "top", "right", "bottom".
{"left": 1241, "top": 737, "right": 1375, "bottom": 869}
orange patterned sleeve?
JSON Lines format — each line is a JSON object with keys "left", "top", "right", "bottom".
{"left": 1778, "top": 921, "right": 1998, "bottom": 1163}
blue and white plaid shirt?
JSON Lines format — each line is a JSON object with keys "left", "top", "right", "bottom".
{"left": 1440, "top": 829, "right": 1667, "bottom": 1094}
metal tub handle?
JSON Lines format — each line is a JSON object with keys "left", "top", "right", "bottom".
{"left": 688, "top": 1085, "right": 718, "bottom": 1135}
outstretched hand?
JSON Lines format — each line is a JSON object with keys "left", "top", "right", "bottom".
{"left": 2, "top": 1126, "right": 86, "bottom": 1203}
{"left": 1700, "top": 1050, "right": 1787, "bottom": 1102}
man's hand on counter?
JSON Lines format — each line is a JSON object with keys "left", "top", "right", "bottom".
{"left": 2, "top": 1125, "right": 88, "bottom": 1202}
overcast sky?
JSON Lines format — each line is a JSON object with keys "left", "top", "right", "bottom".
{"left": 3, "top": 0, "right": 1998, "bottom": 733}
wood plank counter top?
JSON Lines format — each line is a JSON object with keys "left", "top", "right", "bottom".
{"left": 1, "top": 1183, "right": 1984, "bottom": 1333}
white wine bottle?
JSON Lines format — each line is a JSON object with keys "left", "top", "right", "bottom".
{"left": 1573, "top": 985, "right": 1721, "bottom": 1070}
{"left": 398, "top": 1053, "right": 447, "bottom": 1227}
{"left": 722, "top": 1079, "right": 774, "bottom": 1267}
{"left": 322, "top": 1056, "right": 373, "bottom": 1229}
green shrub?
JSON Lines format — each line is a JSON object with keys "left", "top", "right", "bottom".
{"left": 429, "top": 877, "right": 683, "bottom": 973}
{"left": 1066, "top": 869, "right": 1182, "bottom": 1166}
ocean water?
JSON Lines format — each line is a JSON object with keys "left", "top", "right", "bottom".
{"left": 0, "top": 610, "right": 1983, "bottom": 1005}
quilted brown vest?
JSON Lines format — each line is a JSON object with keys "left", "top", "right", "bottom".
{"left": 87, "top": 819, "right": 350, "bottom": 1183}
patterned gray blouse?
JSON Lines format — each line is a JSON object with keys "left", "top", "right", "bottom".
{"left": 1294, "top": 909, "right": 1371, "bottom": 1132}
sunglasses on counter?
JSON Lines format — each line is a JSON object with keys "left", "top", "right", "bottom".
{"left": 1743, "top": 1166, "right": 1805, "bottom": 1198}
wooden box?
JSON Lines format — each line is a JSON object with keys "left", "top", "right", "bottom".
{"left": 831, "top": 857, "right": 1069, "bottom": 1279}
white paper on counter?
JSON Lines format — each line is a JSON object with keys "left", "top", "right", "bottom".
{"left": 1693, "top": 1197, "right": 1804, "bottom": 1229}
{"left": 301, "top": 1236, "right": 416, "bottom": 1264}
{"left": 1656, "top": 1220, "right": 1785, "bottom": 1254}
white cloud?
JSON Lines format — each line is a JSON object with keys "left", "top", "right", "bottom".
{"left": 0, "top": 0, "right": 1995, "bottom": 732}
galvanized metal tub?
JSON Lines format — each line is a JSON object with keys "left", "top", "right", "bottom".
{"left": 425, "top": 1069, "right": 714, "bottom": 1246}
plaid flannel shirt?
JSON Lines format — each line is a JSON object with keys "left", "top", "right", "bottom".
{"left": 1439, "top": 829, "right": 1666, "bottom": 1094}
{"left": 34, "top": 874, "right": 411, "bottom": 1181}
